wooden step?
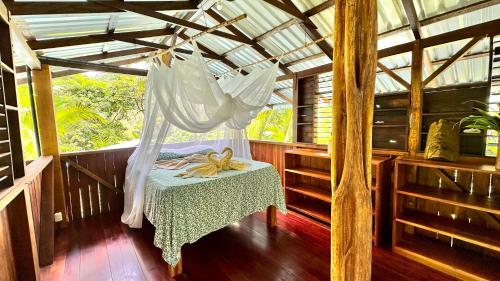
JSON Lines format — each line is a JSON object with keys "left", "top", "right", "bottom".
{"left": 398, "top": 184, "right": 500, "bottom": 215}
{"left": 396, "top": 210, "right": 500, "bottom": 252}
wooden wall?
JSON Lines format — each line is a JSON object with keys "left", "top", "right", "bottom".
{"left": 0, "top": 156, "right": 53, "bottom": 281}
{"left": 60, "top": 147, "right": 134, "bottom": 221}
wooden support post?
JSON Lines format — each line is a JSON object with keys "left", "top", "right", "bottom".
{"left": 32, "top": 64, "right": 68, "bottom": 224}
{"left": 408, "top": 41, "right": 423, "bottom": 156}
{"left": 266, "top": 206, "right": 277, "bottom": 228}
{"left": 331, "top": 0, "right": 377, "bottom": 280}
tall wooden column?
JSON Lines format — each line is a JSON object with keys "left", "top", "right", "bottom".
{"left": 408, "top": 41, "right": 423, "bottom": 156}
{"left": 331, "top": 0, "right": 377, "bottom": 280}
{"left": 32, "top": 64, "right": 68, "bottom": 224}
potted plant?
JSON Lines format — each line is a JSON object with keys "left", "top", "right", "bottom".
{"left": 459, "top": 102, "right": 500, "bottom": 169}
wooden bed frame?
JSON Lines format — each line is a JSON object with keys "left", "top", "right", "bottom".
{"left": 167, "top": 206, "right": 277, "bottom": 277}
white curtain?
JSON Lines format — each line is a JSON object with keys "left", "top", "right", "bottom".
{"left": 121, "top": 43, "right": 279, "bottom": 228}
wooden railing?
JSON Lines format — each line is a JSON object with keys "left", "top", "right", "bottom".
{"left": 58, "top": 140, "right": 409, "bottom": 223}
{"left": 0, "top": 156, "right": 54, "bottom": 281}
{"left": 60, "top": 147, "right": 135, "bottom": 222}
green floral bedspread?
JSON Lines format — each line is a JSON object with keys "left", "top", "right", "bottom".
{"left": 143, "top": 159, "right": 287, "bottom": 266}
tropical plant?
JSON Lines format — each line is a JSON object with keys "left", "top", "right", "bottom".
{"left": 459, "top": 102, "right": 500, "bottom": 133}
{"left": 459, "top": 101, "right": 500, "bottom": 168}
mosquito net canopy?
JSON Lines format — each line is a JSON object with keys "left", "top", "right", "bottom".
{"left": 122, "top": 43, "right": 279, "bottom": 228}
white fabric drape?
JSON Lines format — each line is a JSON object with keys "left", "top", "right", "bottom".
{"left": 121, "top": 44, "right": 279, "bottom": 228}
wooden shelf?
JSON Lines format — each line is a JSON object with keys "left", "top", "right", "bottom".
{"left": 297, "top": 104, "right": 314, "bottom": 108}
{"left": 422, "top": 111, "right": 477, "bottom": 116}
{"left": 287, "top": 200, "right": 330, "bottom": 224}
{"left": 374, "top": 107, "right": 408, "bottom": 112}
{"left": 285, "top": 149, "right": 330, "bottom": 159}
{"left": 394, "top": 234, "right": 500, "bottom": 281}
{"left": 286, "top": 184, "right": 331, "bottom": 203}
{"left": 285, "top": 167, "right": 330, "bottom": 181}
{"left": 396, "top": 210, "right": 500, "bottom": 252}
{"left": 397, "top": 157, "right": 500, "bottom": 175}
{"left": 297, "top": 122, "right": 313, "bottom": 125}
{"left": 398, "top": 184, "right": 500, "bottom": 215}
{"left": 373, "top": 124, "right": 408, "bottom": 128}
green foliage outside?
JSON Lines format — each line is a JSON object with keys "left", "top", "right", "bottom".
{"left": 246, "top": 107, "right": 293, "bottom": 142}
{"left": 18, "top": 73, "right": 145, "bottom": 160}
{"left": 18, "top": 73, "right": 293, "bottom": 160}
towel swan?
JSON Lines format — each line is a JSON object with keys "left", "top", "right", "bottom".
{"left": 177, "top": 148, "right": 249, "bottom": 178}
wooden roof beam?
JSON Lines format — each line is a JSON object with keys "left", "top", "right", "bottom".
{"left": 377, "top": 62, "right": 410, "bottom": 90}
{"left": 274, "top": 90, "right": 292, "bottom": 104}
{"left": 266, "top": 0, "right": 333, "bottom": 60}
{"left": 206, "top": 9, "right": 293, "bottom": 75}
{"left": 378, "top": 0, "right": 500, "bottom": 39}
{"left": 304, "top": 1, "right": 333, "bottom": 18}
{"left": 423, "top": 36, "right": 484, "bottom": 86}
{"left": 284, "top": 53, "right": 324, "bottom": 67}
{"left": 17, "top": 56, "right": 147, "bottom": 84}
{"left": 6, "top": 1, "right": 197, "bottom": 15}
{"left": 90, "top": 0, "right": 252, "bottom": 45}
{"left": 378, "top": 19, "right": 500, "bottom": 59}
{"left": 401, "top": 0, "right": 421, "bottom": 40}
{"left": 420, "top": 0, "right": 500, "bottom": 26}
{"left": 177, "top": 33, "right": 249, "bottom": 75}
{"left": 38, "top": 56, "right": 148, "bottom": 76}
{"left": 28, "top": 28, "right": 175, "bottom": 50}
{"left": 9, "top": 20, "right": 41, "bottom": 69}
{"left": 254, "top": 18, "right": 301, "bottom": 42}
{"left": 16, "top": 47, "right": 154, "bottom": 73}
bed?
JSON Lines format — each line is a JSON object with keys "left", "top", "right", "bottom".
{"left": 142, "top": 158, "right": 287, "bottom": 276}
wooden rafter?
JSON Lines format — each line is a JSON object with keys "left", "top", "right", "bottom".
{"left": 262, "top": 0, "right": 312, "bottom": 24}
{"left": 273, "top": 90, "right": 292, "bottom": 104}
{"left": 18, "top": 56, "right": 147, "bottom": 84}
{"left": 28, "top": 28, "right": 174, "bottom": 50}
{"left": 6, "top": 1, "right": 197, "bottom": 15}
{"left": 177, "top": 33, "right": 249, "bottom": 75}
{"left": 90, "top": 0, "right": 251, "bottom": 45}
{"left": 266, "top": 0, "right": 333, "bottom": 60}
{"left": 423, "top": 36, "right": 484, "bottom": 86}
{"left": 378, "top": 0, "right": 500, "bottom": 40}
{"left": 420, "top": 0, "right": 500, "bottom": 26}
{"left": 401, "top": 0, "right": 421, "bottom": 40}
{"left": 254, "top": 18, "right": 301, "bottom": 42}
{"left": 377, "top": 62, "right": 410, "bottom": 90}
{"left": 284, "top": 53, "right": 324, "bottom": 67}
{"left": 38, "top": 56, "right": 148, "bottom": 76}
{"left": 102, "top": 14, "right": 119, "bottom": 53}
{"left": 206, "top": 9, "right": 293, "bottom": 75}
{"left": 148, "top": 14, "right": 247, "bottom": 59}
{"left": 9, "top": 19, "right": 40, "bottom": 69}
{"left": 304, "top": 1, "right": 333, "bottom": 17}
{"left": 378, "top": 18, "right": 500, "bottom": 59}
{"left": 16, "top": 47, "right": 154, "bottom": 73}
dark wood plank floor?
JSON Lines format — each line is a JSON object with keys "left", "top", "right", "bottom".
{"left": 42, "top": 211, "right": 456, "bottom": 281}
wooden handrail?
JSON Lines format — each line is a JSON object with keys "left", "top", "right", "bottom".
{"left": 0, "top": 156, "right": 53, "bottom": 211}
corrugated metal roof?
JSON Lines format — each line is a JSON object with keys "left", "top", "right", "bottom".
{"left": 10, "top": 0, "right": 500, "bottom": 104}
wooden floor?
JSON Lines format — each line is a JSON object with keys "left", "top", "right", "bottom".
{"left": 41, "top": 211, "right": 456, "bottom": 281}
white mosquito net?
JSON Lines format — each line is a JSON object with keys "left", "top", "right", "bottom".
{"left": 121, "top": 42, "right": 279, "bottom": 228}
